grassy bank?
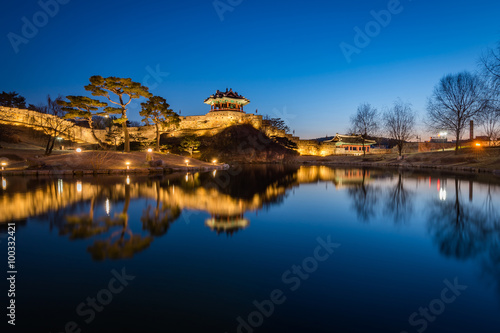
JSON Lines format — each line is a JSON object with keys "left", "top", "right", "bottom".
{"left": 295, "top": 147, "right": 500, "bottom": 174}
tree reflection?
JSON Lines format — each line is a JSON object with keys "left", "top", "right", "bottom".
{"left": 427, "top": 177, "right": 490, "bottom": 259}
{"left": 428, "top": 177, "right": 500, "bottom": 299}
{"left": 141, "top": 180, "right": 181, "bottom": 236}
{"left": 384, "top": 172, "right": 413, "bottom": 223}
{"left": 88, "top": 183, "right": 153, "bottom": 261}
{"left": 346, "top": 169, "right": 379, "bottom": 222}
{"left": 62, "top": 197, "right": 109, "bottom": 239}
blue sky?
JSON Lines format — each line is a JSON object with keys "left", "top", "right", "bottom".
{"left": 1, "top": 0, "right": 499, "bottom": 139}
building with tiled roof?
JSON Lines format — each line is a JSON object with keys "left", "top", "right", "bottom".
{"left": 204, "top": 88, "right": 250, "bottom": 112}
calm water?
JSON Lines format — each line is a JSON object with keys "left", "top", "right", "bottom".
{"left": 1, "top": 166, "right": 500, "bottom": 333}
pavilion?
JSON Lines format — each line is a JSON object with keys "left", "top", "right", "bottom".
{"left": 324, "top": 134, "right": 377, "bottom": 153}
{"left": 204, "top": 88, "right": 250, "bottom": 112}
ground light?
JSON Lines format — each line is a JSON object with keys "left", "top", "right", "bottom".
{"left": 76, "top": 148, "right": 82, "bottom": 153}
{"left": 147, "top": 148, "right": 153, "bottom": 153}
{"left": 185, "top": 159, "right": 189, "bottom": 167}
{"left": 126, "top": 162, "right": 130, "bottom": 170}
{"left": 1, "top": 162, "right": 6, "bottom": 170}
{"left": 475, "top": 143, "right": 482, "bottom": 159}
{"left": 212, "top": 159, "right": 217, "bottom": 165}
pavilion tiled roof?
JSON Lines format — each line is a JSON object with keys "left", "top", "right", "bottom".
{"left": 324, "top": 134, "right": 377, "bottom": 145}
{"left": 204, "top": 88, "right": 250, "bottom": 104}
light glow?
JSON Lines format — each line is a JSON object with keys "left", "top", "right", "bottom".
{"left": 439, "top": 188, "right": 447, "bottom": 201}
{"left": 76, "top": 181, "right": 82, "bottom": 193}
{"left": 76, "top": 148, "right": 82, "bottom": 153}
{"left": 105, "top": 198, "right": 110, "bottom": 215}
{"left": 2, "top": 177, "right": 6, "bottom": 190}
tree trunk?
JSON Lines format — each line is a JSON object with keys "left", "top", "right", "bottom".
{"left": 156, "top": 124, "right": 160, "bottom": 152}
{"left": 455, "top": 129, "right": 460, "bottom": 154}
{"left": 45, "top": 136, "right": 52, "bottom": 155}
{"left": 398, "top": 143, "right": 403, "bottom": 157}
{"left": 123, "top": 121, "right": 130, "bottom": 152}
{"left": 89, "top": 118, "right": 107, "bottom": 149}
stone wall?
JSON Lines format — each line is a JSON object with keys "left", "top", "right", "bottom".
{"left": 0, "top": 106, "right": 264, "bottom": 144}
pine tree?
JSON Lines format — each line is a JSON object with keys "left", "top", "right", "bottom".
{"left": 85, "top": 76, "right": 152, "bottom": 152}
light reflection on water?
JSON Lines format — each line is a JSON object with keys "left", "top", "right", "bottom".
{"left": 1, "top": 166, "right": 500, "bottom": 332}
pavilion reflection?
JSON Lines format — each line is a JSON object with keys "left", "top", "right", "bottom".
{"left": 205, "top": 214, "right": 250, "bottom": 236}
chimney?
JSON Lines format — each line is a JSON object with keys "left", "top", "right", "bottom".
{"left": 470, "top": 120, "right": 474, "bottom": 140}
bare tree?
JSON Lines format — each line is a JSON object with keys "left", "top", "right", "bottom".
{"left": 480, "top": 44, "right": 500, "bottom": 97}
{"left": 478, "top": 101, "right": 500, "bottom": 145}
{"left": 384, "top": 99, "right": 416, "bottom": 156}
{"left": 426, "top": 71, "right": 489, "bottom": 153}
{"left": 28, "top": 95, "right": 74, "bottom": 155}
{"left": 349, "top": 103, "right": 379, "bottom": 156}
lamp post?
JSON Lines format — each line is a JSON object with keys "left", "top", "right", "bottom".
{"left": 1, "top": 162, "right": 6, "bottom": 171}
{"left": 439, "top": 132, "right": 447, "bottom": 151}
{"left": 475, "top": 143, "right": 481, "bottom": 159}
{"left": 126, "top": 162, "right": 130, "bottom": 170}
{"left": 185, "top": 159, "right": 189, "bottom": 167}
{"left": 212, "top": 159, "right": 217, "bottom": 165}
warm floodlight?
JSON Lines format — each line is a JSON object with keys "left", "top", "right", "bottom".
{"left": 76, "top": 148, "right": 82, "bottom": 153}
{"left": 475, "top": 143, "right": 481, "bottom": 147}
{"left": 212, "top": 159, "right": 217, "bottom": 165}
{"left": 147, "top": 148, "right": 153, "bottom": 153}
{"left": 185, "top": 159, "right": 189, "bottom": 167}
{"left": 1, "top": 162, "right": 6, "bottom": 171}
{"left": 126, "top": 161, "right": 130, "bottom": 170}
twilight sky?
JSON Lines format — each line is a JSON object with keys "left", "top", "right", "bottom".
{"left": 1, "top": 0, "right": 499, "bottom": 139}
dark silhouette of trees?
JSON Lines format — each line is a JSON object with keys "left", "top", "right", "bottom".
{"left": 263, "top": 115, "right": 290, "bottom": 133}
{"left": 0, "top": 91, "right": 27, "bottom": 109}
{"left": 383, "top": 100, "right": 416, "bottom": 156}
{"left": 426, "top": 72, "right": 489, "bottom": 153}
{"left": 349, "top": 103, "right": 379, "bottom": 156}
{"left": 140, "top": 96, "right": 180, "bottom": 151}
{"left": 28, "top": 95, "right": 73, "bottom": 155}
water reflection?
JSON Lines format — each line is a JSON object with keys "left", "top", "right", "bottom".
{"left": 427, "top": 176, "right": 500, "bottom": 296}
{"left": 1, "top": 167, "right": 500, "bottom": 263}
{"left": 346, "top": 169, "right": 379, "bottom": 223}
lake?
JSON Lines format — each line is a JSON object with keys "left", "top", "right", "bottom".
{"left": 1, "top": 165, "right": 500, "bottom": 333}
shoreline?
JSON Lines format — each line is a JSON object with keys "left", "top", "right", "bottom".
{"left": 2, "top": 161, "right": 498, "bottom": 178}
{"left": 293, "top": 160, "right": 500, "bottom": 176}
{"left": 0, "top": 164, "right": 228, "bottom": 177}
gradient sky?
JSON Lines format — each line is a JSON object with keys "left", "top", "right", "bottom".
{"left": 1, "top": 0, "right": 499, "bottom": 139}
